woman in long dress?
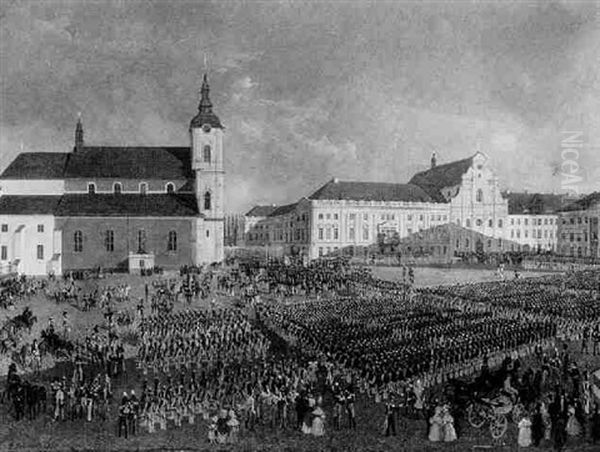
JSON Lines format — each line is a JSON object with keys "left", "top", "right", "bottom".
{"left": 227, "top": 409, "right": 240, "bottom": 443}
{"left": 442, "top": 406, "right": 457, "bottom": 442}
{"left": 566, "top": 405, "right": 582, "bottom": 436}
{"left": 518, "top": 416, "right": 532, "bottom": 447}
{"left": 428, "top": 406, "right": 443, "bottom": 442}
{"left": 311, "top": 405, "right": 326, "bottom": 436}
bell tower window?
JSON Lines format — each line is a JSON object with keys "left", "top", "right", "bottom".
{"left": 476, "top": 188, "right": 483, "bottom": 203}
{"left": 204, "top": 192, "right": 212, "bottom": 211}
{"left": 203, "top": 145, "right": 211, "bottom": 163}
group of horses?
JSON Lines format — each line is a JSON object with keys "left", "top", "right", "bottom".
{"left": 1, "top": 364, "right": 47, "bottom": 421}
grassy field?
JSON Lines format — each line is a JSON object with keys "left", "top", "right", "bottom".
{"left": 371, "top": 266, "right": 557, "bottom": 287}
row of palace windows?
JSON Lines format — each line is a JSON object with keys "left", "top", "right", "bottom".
{"left": 511, "top": 217, "right": 555, "bottom": 226}
{"left": 562, "top": 216, "right": 591, "bottom": 225}
{"left": 511, "top": 229, "right": 555, "bottom": 239}
{"left": 87, "top": 182, "right": 177, "bottom": 195}
{"left": 72, "top": 230, "right": 179, "bottom": 253}
{"left": 318, "top": 212, "right": 449, "bottom": 223}
{"left": 561, "top": 232, "right": 597, "bottom": 242}
{"left": 459, "top": 218, "right": 503, "bottom": 228}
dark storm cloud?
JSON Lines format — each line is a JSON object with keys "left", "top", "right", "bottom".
{"left": 1, "top": 0, "right": 598, "bottom": 211}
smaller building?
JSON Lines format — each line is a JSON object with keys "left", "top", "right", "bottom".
{"left": 504, "top": 192, "right": 565, "bottom": 252}
{"left": 224, "top": 213, "right": 246, "bottom": 246}
{"left": 396, "top": 222, "right": 521, "bottom": 264}
{"left": 557, "top": 192, "right": 600, "bottom": 258}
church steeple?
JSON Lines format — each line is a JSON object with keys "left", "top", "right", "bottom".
{"left": 190, "top": 74, "right": 223, "bottom": 129}
{"left": 75, "top": 115, "right": 84, "bottom": 152}
{"left": 199, "top": 74, "right": 212, "bottom": 113}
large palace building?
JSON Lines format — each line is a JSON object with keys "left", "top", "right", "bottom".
{"left": 244, "top": 151, "right": 575, "bottom": 261}
{"left": 0, "top": 74, "right": 225, "bottom": 275}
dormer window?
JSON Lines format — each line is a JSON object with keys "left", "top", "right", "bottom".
{"left": 166, "top": 182, "right": 175, "bottom": 194}
{"left": 203, "top": 145, "right": 211, "bottom": 163}
{"left": 139, "top": 183, "right": 147, "bottom": 195}
{"left": 113, "top": 182, "right": 122, "bottom": 194}
{"left": 88, "top": 183, "right": 96, "bottom": 194}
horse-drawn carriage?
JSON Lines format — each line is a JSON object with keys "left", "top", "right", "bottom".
{"left": 466, "top": 394, "right": 524, "bottom": 439}
{"left": 444, "top": 361, "right": 526, "bottom": 440}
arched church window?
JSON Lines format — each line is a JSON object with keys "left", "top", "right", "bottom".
{"left": 476, "top": 188, "right": 483, "bottom": 202}
{"left": 466, "top": 219, "right": 471, "bottom": 228}
{"left": 137, "top": 229, "right": 147, "bottom": 254}
{"left": 204, "top": 192, "right": 211, "bottom": 211}
{"left": 113, "top": 182, "right": 122, "bottom": 194}
{"left": 167, "top": 230, "right": 177, "bottom": 251}
{"left": 139, "top": 183, "right": 147, "bottom": 195}
{"left": 166, "top": 183, "right": 175, "bottom": 194}
{"left": 88, "top": 183, "right": 96, "bottom": 194}
{"left": 203, "top": 145, "right": 211, "bottom": 163}
{"left": 74, "top": 231, "right": 83, "bottom": 252}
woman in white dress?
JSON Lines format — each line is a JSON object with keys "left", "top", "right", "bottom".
{"left": 428, "top": 406, "right": 443, "bottom": 442}
{"left": 518, "top": 416, "right": 532, "bottom": 447}
{"left": 311, "top": 405, "right": 326, "bottom": 436}
{"left": 442, "top": 405, "right": 457, "bottom": 442}
{"left": 227, "top": 409, "right": 240, "bottom": 443}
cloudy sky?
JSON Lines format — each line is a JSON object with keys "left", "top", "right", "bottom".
{"left": 1, "top": 0, "right": 598, "bottom": 211}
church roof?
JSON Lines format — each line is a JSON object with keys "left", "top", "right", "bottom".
{"left": 0, "top": 153, "right": 69, "bottom": 179}
{"left": 1, "top": 147, "right": 194, "bottom": 181}
{"left": 245, "top": 205, "right": 279, "bottom": 217}
{"left": 308, "top": 180, "right": 433, "bottom": 203}
{"left": 54, "top": 194, "right": 199, "bottom": 217}
{"left": 408, "top": 156, "right": 474, "bottom": 202}
{"left": 0, "top": 195, "right": 62, "bottom": 215}
{"left": 504, "top": 192, "right": 565, "bottom": 214}
{"left": 64, "top": 147, "right": 193, "bottom": 179}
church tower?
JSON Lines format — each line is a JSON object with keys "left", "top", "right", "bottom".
{"left": 190, "top": 74, "right": 225, "bottom": 263}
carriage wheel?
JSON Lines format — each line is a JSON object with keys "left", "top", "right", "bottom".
{"left": 511, "top": 403, "right": 524, "bottom": 424}
{"left": 467, "top": 403, "right": 486, "bottom": 428}
{"left": 490, "top": 413, "right": 508, "bottom": 439}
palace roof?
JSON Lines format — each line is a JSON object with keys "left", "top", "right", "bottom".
{"left": 245, "top": 205, "right": 279, "bottom": 217}
{"left": 269, "top": 203, "right": 298, "bottom": 217}
{"left": 559, "top": 192, "right": 600, "bottom": 212}
{"left": 308, "top": 180, "right": 433, "bottom": 203}
{"left": 504, "top": 192, "right": 565, "bottom": 215}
